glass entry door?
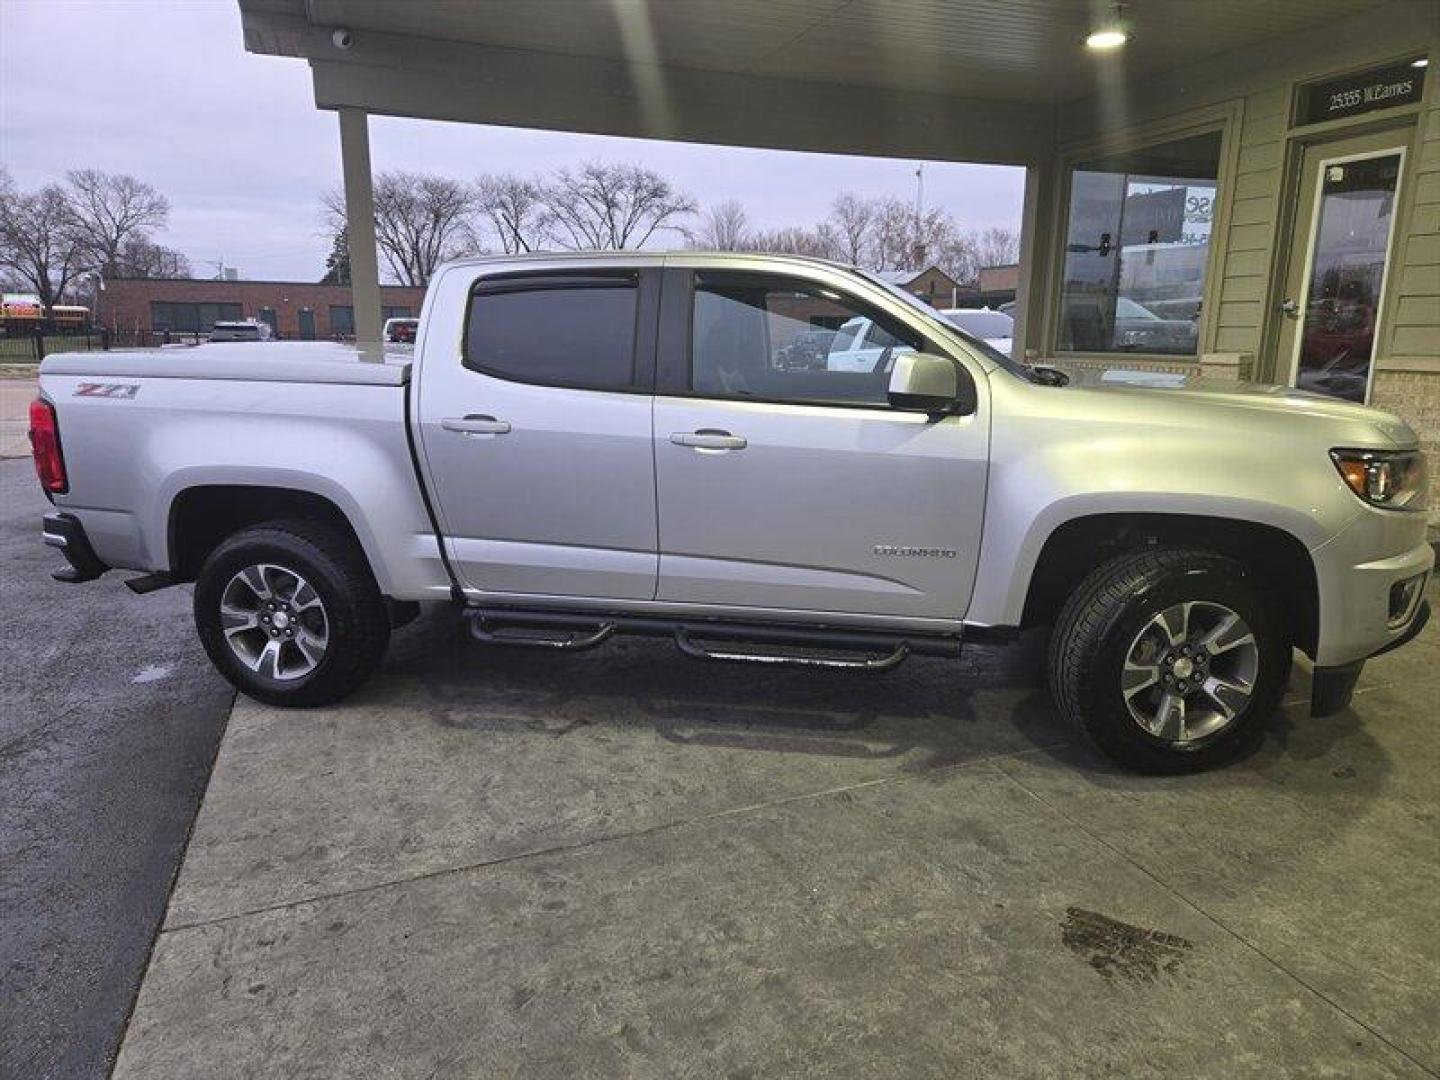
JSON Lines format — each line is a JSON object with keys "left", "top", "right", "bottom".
{"left": 1278, "top": 131, "right": 1407, "bottom": 403}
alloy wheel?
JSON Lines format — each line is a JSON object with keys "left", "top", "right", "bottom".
{"left": 219, "top": 563, "right": 330, "bottom": 681}
{"left": 1121, "top": 601, "right": 1260, "bottom": 743}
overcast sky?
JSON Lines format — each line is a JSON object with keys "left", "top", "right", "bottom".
{"left": 1, "top": 0, "right": 1025, "bottom": 283}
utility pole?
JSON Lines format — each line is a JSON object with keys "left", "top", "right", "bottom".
{"left": 913, "top": 163, "right": 926, "bottom": 268}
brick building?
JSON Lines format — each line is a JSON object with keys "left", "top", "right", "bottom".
{"left": 95, "top": 278, "right": 425, "bottom": 339}
{"left": 874, "top": 266, "right": 963, "bottom": 308}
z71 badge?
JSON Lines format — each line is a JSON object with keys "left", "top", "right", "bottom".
{"left": 873, "top": 544, "right": 957, "bottom": 558}
{"left": 75, "top": 383, "right": 139, "bottom": 399}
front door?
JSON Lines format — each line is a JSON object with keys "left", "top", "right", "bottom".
{"left": 297, "top": 307, "right": 316, "bottom": 340}
{"left": 415, "top": 268, "right": 661, "bottom": 601}
{"left": 1276, "top": 129, "right": 1409, "bottom": 403}
{"left": 653, "top": 268, "right": 989, "bottom": 623}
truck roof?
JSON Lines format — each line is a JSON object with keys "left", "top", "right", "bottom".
{"left": 435, "top": 250, "right": 860, "bottom": 275}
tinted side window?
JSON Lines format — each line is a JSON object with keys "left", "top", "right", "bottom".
{"left": 465, "top": 278, "right": 639, "bottom": 391}
{"left": 691, "top": 274, "right": 919, "bottom": 406}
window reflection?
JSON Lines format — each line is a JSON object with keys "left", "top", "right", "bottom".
{"left": 1293, "top": 154, "right": 1401, "bottom": 404}
{"left": 1058, "top": 131, "right": 1222, "bottom": 356}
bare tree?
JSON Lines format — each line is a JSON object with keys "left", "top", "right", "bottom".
{"left": 65, "top": 169, "right": 169, "bottom": 275}
{"left": 868, "top": 197, "right": 956, "bottom": 271}
{"left": 115, "top": 236, "right": 191, "bottom": 279}
{"left": 324, "top": 171, "right": 475, "bottom": 286}
{"left": 825, "top": 194, "right": 874, "bottom": 264}
{"left": 538, "top": 162, "right": 696, "bottom": 250}
{"left": 933, "top": 232, "right": 981, "bottom": 289}
{"left": 475, "top": 174, "right": 544, "bottom": 254}
{"left": 687, "top": 199, "right": 750, "bottom": 250}
{"left": 972, "top": 226, "right": 1020, "bottom": 269}
{"left": 0, "top": 177, "right": 87, "bottom": 307}
{"left": 744, "top": 225, "right": 839, "bottom": 259}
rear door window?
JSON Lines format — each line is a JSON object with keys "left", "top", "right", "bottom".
{"left": 465, "top": 273, "right": 642, "bottom": 392}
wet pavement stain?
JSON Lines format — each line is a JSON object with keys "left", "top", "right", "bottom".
{"left": 1060, "top": 906, "right": 1194, "bottom": 985}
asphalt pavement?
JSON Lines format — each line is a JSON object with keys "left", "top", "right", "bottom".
{"left": 0, "top": 457, "right": 234, "bottom": 1079}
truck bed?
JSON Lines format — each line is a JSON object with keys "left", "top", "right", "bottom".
{"left": 41, "top": 341, "right": 411, "bottom": 386}
{"left": 36, "top": 340, "right": 448, "bottom": 600}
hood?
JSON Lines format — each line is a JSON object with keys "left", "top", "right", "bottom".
{"left": 1053, "top": 368, "right": 1416, "bottom": 447}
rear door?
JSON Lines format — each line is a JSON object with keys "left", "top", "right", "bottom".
{"left": 652, "top": 265, "right": 990, "bottom": 623}
{"left": 415, "top": 266, "right": 661, "bottom": 600}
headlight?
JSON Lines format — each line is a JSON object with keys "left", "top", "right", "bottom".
{"left": 1330, "top": 449, "right": 1429, "bottom": 510}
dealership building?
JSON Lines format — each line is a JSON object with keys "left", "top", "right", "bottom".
{"left": 238, "top": 1, "right": 1440, "bottom": 519}
{"left": 95, "top": 277, "right": 423, "bottom": 339}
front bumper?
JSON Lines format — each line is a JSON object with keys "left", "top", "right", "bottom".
{"left": 43, "top": 512, "right": 109, "bottom": 583}
{"left": 1312, "top": 507, "right": 1434, "bottom": 666}
{"left": 1311, "top": 598, "right": 1430, "bottom": 717}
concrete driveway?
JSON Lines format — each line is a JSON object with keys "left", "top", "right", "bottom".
{"left": 111, "top": 579, "right": 1439, "bottom": 1077}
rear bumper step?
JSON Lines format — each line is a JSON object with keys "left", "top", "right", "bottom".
{"left": 464, "top": 606, "right": 961, "bottom": 669}
{"left": 42, "top": 512, "right": 109, "bottom": 584}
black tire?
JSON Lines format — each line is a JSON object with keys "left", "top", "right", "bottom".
{"left": 1047, "top": 547, "right": 1291, "bottom": 773}
{"left": 194, "top": 518, "right": 390, "bottom": 707}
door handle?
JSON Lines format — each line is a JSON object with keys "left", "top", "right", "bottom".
{"left": 670, "top": 429, "right": 747, "bottom": 450}
{"left": 1280, "top": 298, "right": 1300, "bottom": 317}
{"left": 442, "top": 415, "right": 511, "bottom": 436}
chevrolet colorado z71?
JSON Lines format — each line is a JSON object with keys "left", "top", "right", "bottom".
{"left": 30, "top": 253, "right": 1432, "bottom": 771}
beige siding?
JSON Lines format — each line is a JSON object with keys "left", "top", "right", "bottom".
{"left": 1209, "top": 96, "right": 1287, "bottom": 356}
{"left": 1049, "top": 8, "right": 1440, "bottom": 524}
{"left": 1379, "top": 89, "right": 1440, "bottom": 365}
{"left": 1373, "top": 86, "right": 1440, "bottom": 524}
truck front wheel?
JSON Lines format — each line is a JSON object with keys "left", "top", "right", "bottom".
{"left": 1048, "top": 547, "right": 1290, "bottom": 772}
{"left": 194, "top": 519, "right": 390, "bottom": 707}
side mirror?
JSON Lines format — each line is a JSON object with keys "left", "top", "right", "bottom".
{"left": 888, "top": 351, "right": 961, "bottom": 417}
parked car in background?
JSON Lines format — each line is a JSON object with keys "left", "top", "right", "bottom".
{"left": 209, "top": 319, "right": 273, "bottom": 343}
{"left": 775, "top": 328, "right": 837, "bottom": 370}
{"left": 824, "top": 314, "right": 914, "bottom": 372}
{"left": 31, "top": 252, "right": 1432, "bottom": 773}
{"left": 940, "top": 307, "right": 1014, "bottom": 355}
{"left": 384, "top": 317, "right": 419, "bottom": 344}
{"left": 1111, "top": 297, "right": 1198, "bottom": 353}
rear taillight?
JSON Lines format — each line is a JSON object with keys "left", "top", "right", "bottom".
{"left": 28, "top": 398, "right": 67, "bottom": 494}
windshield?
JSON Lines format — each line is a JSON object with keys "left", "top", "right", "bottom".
{"left": 943, "top": 309, "right": 1013, "bottom": 339}
{"left": 855, "top": 268, "right": 1039, "bottom": 381}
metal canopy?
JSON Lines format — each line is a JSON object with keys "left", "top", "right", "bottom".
{"left": 237, "top": 0, "right": 1397, "bottom": 166}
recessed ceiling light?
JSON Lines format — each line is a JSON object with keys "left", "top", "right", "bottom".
{"left": 1413, "top": 58, "right": 1430, "bottom": 68}
{"left": 1086, "top": 29, "right": 1129, "bottom": 50}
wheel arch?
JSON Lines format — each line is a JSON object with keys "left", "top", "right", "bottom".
{"left": 167, "top": 483, "right": 377, "bottom": 588}
{"left": 1020, "top": 512, "right": 1320, "bottom": 659}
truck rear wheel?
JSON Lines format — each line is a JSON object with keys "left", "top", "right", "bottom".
{"left": 194, "top": 519, "right": 390, "bottom": 707}
{"left": 1048, "top": 547, "right": 1290, "bottom": 772}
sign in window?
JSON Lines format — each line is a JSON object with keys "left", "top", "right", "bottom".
{"left": 1057, "top": 130, "right": 1222, "bottom": 357}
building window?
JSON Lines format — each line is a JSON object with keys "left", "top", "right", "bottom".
{"left": 1057, "top": 129, "right": 1222, "bottom": 356}
{"left": 329, "top": 305, "right": 355, "bottom": 336}
{"left": 151, "top": 301, "right": 243, "bottom": 333}
{"left": 328, "top": 305, "right": 412, "bottom": 337}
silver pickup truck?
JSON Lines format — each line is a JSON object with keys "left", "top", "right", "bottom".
{"left": 29, "top": 253, "right": 1433, "bottom": 772}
